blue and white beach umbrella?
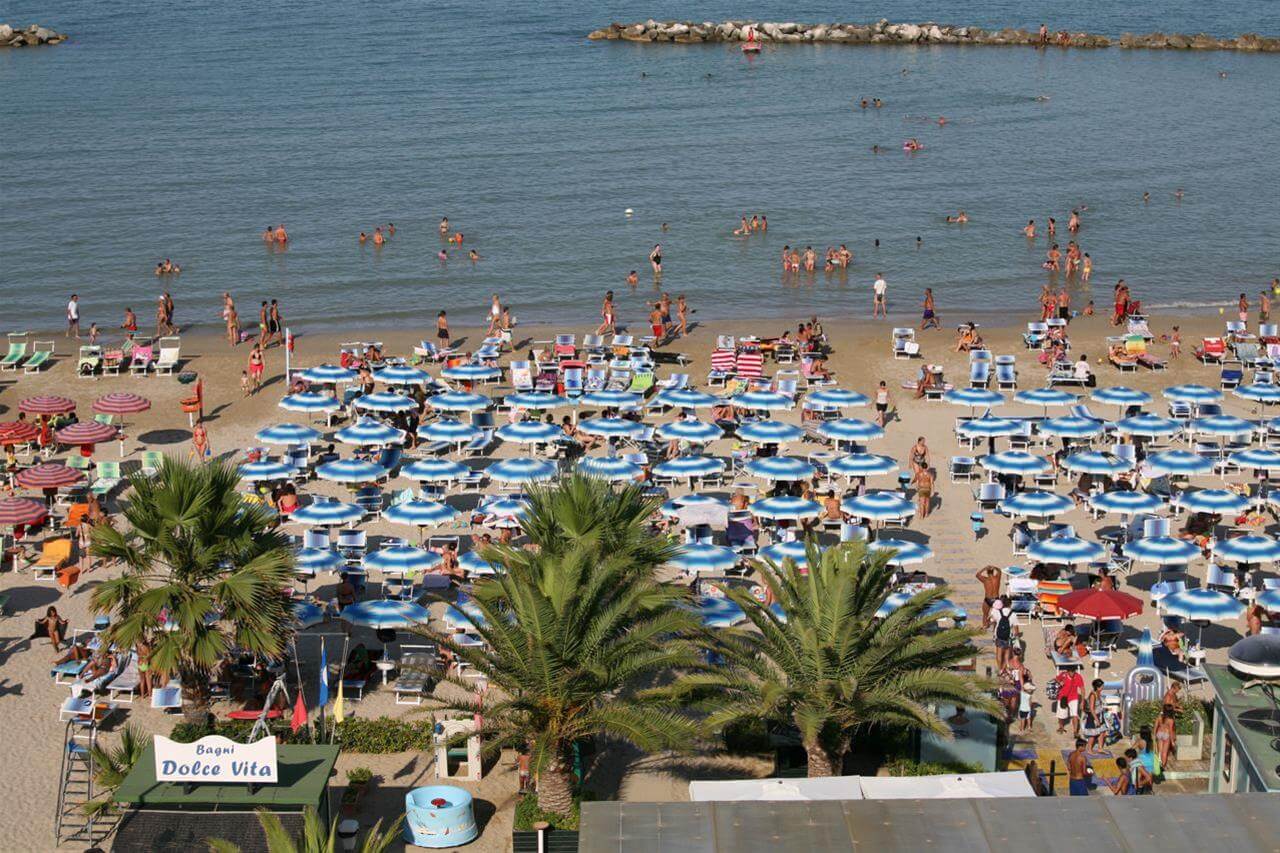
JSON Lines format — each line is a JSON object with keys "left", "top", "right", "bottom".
{"left": 256, "top": 423, "right": 323, "bottom": 445}
{"left": 506, "top": 392, "right": 570, "bottom": 410}
{"left": 979, "top": 452, "right": 1050, "bottom": 475}
{"left": 957, "top": 417, "right": 1023, "bottom": 438}
{"left": 479, "top": 496, "right": 530, "bottom": 519}
{"left": 1214, "top": 535, "right": 1280, "bottom": 564}
{"left": 441, "top": 363, "right": 500, "bottom": 382}
{"left": 652, "top": 455, "right": 725, "bottom": 479}
{"left": 1174, "top": 488, "right": 1250, "bottom": 515}
{"left": 579, "top": 390, "right": 642, "bottom": 410}
{"left": 828, "top": 453, "right": 899, "bottom": 477}
{"left": 694, "top": 596, "right": 747, "bottom": 628}
{"left": 289, "top": 501, "right": 364, "bottom": 526}
{"left": 1115, "top": 413, "right": 1181, "bottom": 437}
{"left": 362, "top": 545, "right": 441, "bottom": 575}
{"left": 744, "top": 456, "right": 816, "bottom": 482}
{"left": 238, "top": 460, "right": 295, "bottom": 481}
{"left": 401, "top": 458, "right": 468, "bottom": 482}
{"left": 1039, "top": 416, "right": 1103, "bottom": 439}
{"left": 299, "top": 364, "right": 357, "bottom": 384}
{"left": 760, "top": 540, "right": 817, "bottom": 566}
{"left": 816, "top": 418, "right": 885, "bottom": 443}
{"left": 1088, "top": 490, "right": 1165, "bottom": 516}
{"left": 1026, "top": 536, "right": 1106, "bottom": 565}
{"left": 1230, "top": 448, "right": 1280, "bottom": 471}
{"left": 1124, "top": 536, "right": 1200, "bottom": 565}
{"left": 428, "top": 392, "right": 491, "bottom": 412}
{"left": 737, "top": 420, "right": 805, "bottom": 444}
{"left": 1145, "top": 450, "right": 1214, "bottom": 477}
{"left": 1061, "top": 451, "right": 1131, "bottom": 475}
{"left": 279, "top": 392, "right": 340, "bottom": 413}
{"left": 943, "top": 388, "right": 1005, "bottom": 408}
{"left": 842, "top": 491, "right": 915, "bottom": 521}
{"left": 352, "top": 392, "right": 416, "bottom": 414}
{"left": 655, "top": 420, "right": 723, "bottom": 443}
{"left": 488, "top": 458, "right": 557, "bottom": 484}
{"left": 293, "top": 601, "right": 326, "bottom": 628}
{"left": 1160, "top": 588, "right": 1245, "bottom": 622}
{"left": 750, "top": 496, "right": 822, "bottom": 521}
{"left": 497, "top": 421, "right": 562, "bottom": 444}
{"left": 383, "top": 499, "right": 458, "bottom": 527}
{"left": 660, "top": 494, "right": 728, "bottom": 516}
{"left": 1091, "top": 386, "right": 1153, "bottom": 408}
{"left": 999, "top": 491, "right": 1074, "bottom": 518}
{"left": 1234, "top": 384, "right": 1280, "bottom": 404}
{"left": 418, "top": 419, "right": 481, "bottom": 443}
{"left": 339, "top": 600, "right": 431, "bottom": 629}
{"left": 316, "top": 458, "right": 387, "bottom": 483}
{"left": 375, "top": 365, "right": 431, "bottom": 386}
{"left": 335, "top": 418, "right": 406, "bottom": 446}
{"left": 731, "top": 391, "right": 794, "bottom": 411}
{"left": 656, "top": 389, "right": 719, "bottom": 409}
{"left": 807, "top": 388, "right": 870, "bottom": 409}
{"left": 1257, "top": 589, "right": 1280, "bottom": 610}
{"left": 577, "top": 455, "right": 642, "bottom": 481}
{"left": 578, "top": 417, "right": 646, "bottom": 439}
{"left": 868, "top": 539, "right": 934, "bottom": 566}
{"left": 669, "top": 543, "right": 739, "bottom": 573}
{"left": 460, "top": 550, "right": 501, "bottom": 576}
{"left": 1014, "top": 388, "right": 1079, "bottom": 409}
{"left": 1163, "top": 384, "right": 1223, "bottom": 404}
{"left": 875, "top": 591, "right": 965, "bottom": 620}
{"left": 294, "top": 547, "right": 345, "bottom": 575}
{"left": 1189, "top": 415, "right": 1254, "bottom": 437}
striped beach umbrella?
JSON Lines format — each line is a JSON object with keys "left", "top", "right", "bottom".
{"left": 979, "top": 451, "right": 1049, "bottom": 475}
{"left": 1091, "top": 386, "right": 1152, "bottom": 408}
{"left": 441, "top": 363, "right": 500, "bottom": 382}
{"left": 694, "top": 596, "right": 748, "bottom": 628}
{"left": 660, "top": 494, "right": 729, "bottom": 516}
{"left": 316, "top": 458, "right": 387, "bottom": 483}
{"left": 443, "top": 595, "right": 489, "bottom": 630}
{"left": 760, "top": 540, "right": 818, "bottom": 566}
{"left": 578, "top": 390, "right": 642, "bottom": 410}
{"left": 943, "top": 388, "right": 1005, "bottom": 408}
{"left": 744, "top": 456, "right": 816, "bottom": 482}
{"left": 655, "top": 420, "right": 723, "bottom": 443}
{"left": 295, "top": 547, "right": 345, "bottom": 575}
{"left": 578, "top": 417, "right": 645, "bottom": 439}
{"left": 1232, "top": 448, "right": 1280, "bottom": 470}
{"left": 92, "top": 392, "right": 150, "bottom": 415}
{"left": 816, "top": 418, "right": 885, "bottom": 443}
{"left": 807, "top": 388, "right": 870, "bottom": 409}
{"left": 1146, "top": 450, "right": 1214, "bottom": 477}
{"left": 1214, "top": 535, "right": 1280, "bottom": 565}
{"left": 375, "top": 365, "right": 431, "bottom": 386}
{"left": 750, "top": 496, "right": 822, "bottom": 521}
{"left": 1234, "top": 384, "right": 1280, "bottom": 404}
{"left": 1039, "top": 416, "right": 1103, "bottom": 439}
{"left": 418, "top": 419, "right": 481, "bottom": 443}
{"left": 999, "top": 491, "right": 1074, "bottom": 518}
{"left": 1088, "top": 490, "right": 1165, "bottom": 516}
{"left": 1189, "top": 415, "right": 1254, "bottom": 437}
{"left": 488, "top": 458, "right": 557, "bottom": 484}
{"left": 868, "top": 538, "right": 934, "bottom": 566}
{"left": 1027, "top": 536, "right": 1106, "bottom": 565}
{"left": 363, "top": 545, "right": 441, "bottom": 575}
{"left": 299, "top": 364, "right": 357, "bottom": 384}
{"left": 478, "top": 496, "right": 530, "bottom": 519}
{"left": 279, "top": 392, "right": 340, "bottom": 413}
{"left": 1161, "top": 588, "right": 1245, "bottom": 622}
{"left": 256, "top": 423, "right": 323, "bottom": 445}
{"left": 957, "top": 417, "right": 1023, "bottom": 438}
{"left": 875, "top": 590, "right": 965, "bottom": 620}
{"left": 656, "top": 389, "right": 719, "bottom": 409}
{"left": 669, "top": 543, "right": 739, "bottom": 573}
{"left": 402, "top": 458, "right": 468, "bottom": 482}
{"left": 828, "top": 453, "right": 899, "bottom": 478}
{"left": 1115, "top": 413, "right": 1181, "bottom": 437}
{"left": 1062, "top": 451, "right": 1131, "bottom": 475}
{"left": 497, "top": 421, "right": 563, "bottom": 444}
{"left": 19, "top": 395, "right": 76, "bottom": 416}
{"left": 577, "top": 455, "right": 642, "bottom": 481}
{"left": 460, "top": 550, "right": 501, "bottom": 576}
{"left": 339, "top": 600, "right": 431, "bottom": 629}
{"left": 652, "top": 455, "right": 725, "bottom": 479}
{"left": 506, "top": 392, "right": 570, "bottom": 411}
{"left": 352, "top": 392, "right": 416, "bottom": 414}
{"left": 0, "top": 422, "right": 39, "bottom": 444}
{"left": 1174, "top": 488, "right": 1250, "bottom": 515}
{"left": 56, "top": 421, "right": 118, "bottom": 446}
{"left": 383, "top": 499, "right": 458, "bottom": 528}
{"left": 238, "top": 460, "right": 296, "bottom": 481}
{"left": 0, "top": 496, "right": 48, "bottom": 526}
{"left": 289, "top": 501, "right": 364, "bottom": 526}
{"left": 335, "top": 418, "right": 406, "bottom": 446}
{"left": 1124, "top": 535, "right": 1200, "bottom": 565}
{"left": 1256, "top": 589, "right": 1280, "bottom": 611}
{"left": 737, "top": 420, "right": 805, "bottom": 444}
{"left": 428, "top": 392, "right": 491, "bottom": 412}
{"left": 293, "top": 601, "right": 327, "bottom": 628}
{"left": 1163, "top": 384, "right": 1223, "bottom": 404}
{"left": 1014, "top": 388, "right": 1079, "bottom": 409}
{"left": 842, "top": 491, "right": 914, "bottom": 521}
{"left": 731, "top": 391, "right": 794, "bottom": 411}
{"left": 15, "top": 463, "right": 84, "bottom": 489}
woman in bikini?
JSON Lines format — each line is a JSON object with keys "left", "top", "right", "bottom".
{"left": 247, "top": 344, "right": 265, "bottom": 394}
{"left": 649, "top": 244, "right": 663, "bottom": 276}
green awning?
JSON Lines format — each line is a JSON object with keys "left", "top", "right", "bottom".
{"left": 115, "top": 744, "right": 339, "bottom": 809}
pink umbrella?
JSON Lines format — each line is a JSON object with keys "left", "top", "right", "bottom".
{"left": 0, "top": 422, "right": 40, "bottom": 444}
{"left": 56, "top": 421, "right": 119, "bottom": 446}
{"left": 92, "top": 393, "right": 151, "bottom": 415}
{"left": 19, "top": 396, "right": 76, "bottom": 416}
{"left": 15, "top": 463, "right": 86, "bottom": 490}
{"left": 0, "top": 497, "right": 48, "bottom": 526}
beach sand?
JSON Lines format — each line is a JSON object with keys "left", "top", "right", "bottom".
{"left": 0, "top": 305, "right": 1236, "bottom": 849}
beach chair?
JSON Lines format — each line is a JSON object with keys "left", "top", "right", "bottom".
{"left": 129, "top": 342, "right": 154, "bottom": 375}
{"left": 77, "top": 345, "right": 102, "bottom": 379}
{"left": 606, "top": 368, "right": 631, "bottom": 392}
{"left": 658, "top": 372, "right": 689, "bottom": 391}
{"left": 949, "top": 456, "right": 977, "bottom": 482}
{"left": 32, "top": 538, "right": 74, "bottom": 581}
{"left": 968, "top": 361, "right": 991, "bottom": 389}
{"left": 154, "top": 336, "right": 181, "bottom": 374}
{"left": 463, "top": 428, "right": 495, "bottom": 458}
{"left": 303, "top": 529, "right": 330, "bottom": 550}
{"left": 1195, "top": 337, "right": 1226, "bottom": 363}
{"left": 581, "top": 334, "right": 606, "bottom": 357}
{"left": 22, "top": 340, "right": 54, "bottom": 373}
{"left": 1137, "top": 351, "right": 1167, "bottom": 371}
{"left": 139, "top": 450, "right": 165, "bottom": 477}
{"left": 553, "top": 334, "right": 576, "bottom": 361}
{"left": 892, "top": 329, "right": 919, "bottom": 360}
{"left": 773, "top": 342, "right": 796, "bottom": 364}
{"left": 375, "top": 446, "right": 402, "bottom": 476}
{"left": 974, "top": 482, "right": 1005, "bottom": 509}
{"left": 101, "top": 348, "right": 123, "bottom": 377}
{"left": 735, "top": 349, "right": 765, "bottom": 380}
{"left": 628, "top": 370, "right": 655, "bottom": 396}
{"left": 1233, "top": 341, "right": 1262, "bottom": 368}
{"left": 151, "top": 685, "right": 183, "bottom": 713}
{"left": 509, "top": 360, "right": 534, "bottom": 392}
{"left": 1036, "top": 580, "right": 1074, "bottom": 622}
{"left": 707, "top": 349, "right": 736, "bottom": 387}
{"left": 584, "top": 367, "right": 607, "bottom": 392}
{"left": 1023, "top": 323, "right": 1048, "bottom": 349}
{"left": 91, "top": 461, "right": 122, "bottom": 497}
{"left": 395, "top": 646, "right": 439, "bottom": 705}
{"left": 1220, "top": 362, "right": 1244, "bottom": 389}
{"left": 107, "top": 652, "right": 141, "bottom": 703}
{"left": 995, "top": 361, "right": 1017, "bottom": 389}
{"left": 0, "top": 333, "right": 28, "bottom": 372}
{"left": 337, "top": 529, "right": 366, "bottom": 562}
{"left": 562, "top": 367, "right": 584, "bottom": 398}
{"left": 355, "top": 486, "right": 383, "bottom": 519}
{"left": 413, "top": 340, "right": 447, "bottom": 362}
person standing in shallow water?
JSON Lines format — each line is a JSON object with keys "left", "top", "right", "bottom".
{"left": 649, "top": 244, "right": 663, "bottom": 276}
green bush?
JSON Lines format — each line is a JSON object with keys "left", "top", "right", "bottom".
{"left": 346, "top": 767, "right": 373, "bottom": 785}
{"left": 171, "top": 716, "right": 436, "bottom": 753}
{"left": 169, "top": 719, "right": 307, "bottom": 745}
{"left": 722, "top": 718, "right": 773, "bottom": 755}
{"left": 881, "top": 758, "right": 986, "bottom": 777}
{"left": 1128, "top": 700, "right": 1206, "bottom": 736}
{"left": 514, "top": 794, "right": 581, "bottom": 831}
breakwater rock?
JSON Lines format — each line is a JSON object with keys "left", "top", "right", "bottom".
{"left": 1, "top": 24, "right": 68, "bottom": 47}
{"left": 588, "top": 20, "right": 1280, "bottom": 52}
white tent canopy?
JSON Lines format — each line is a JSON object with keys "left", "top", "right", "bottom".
{"left": 689, "top": 776, "right": 863, "bottom": 802}
{"left": 689, "top": 771, "right": 1033, "bottom": 803}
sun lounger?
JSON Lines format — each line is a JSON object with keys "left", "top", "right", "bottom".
{"left": 628, "top": 370, "right": 655, "bottom": 396}
{"left": 76, "top": 345, "right": 102, "bottom": 379}
{"left": 553, "top": 334, "right": 576, "bottom": 360}
{"left": 32, "top": 538, "right": 73, "bottom": 581}
{"left": 129, "top": 343, "right": 154, "bottom": 375}
{"left": 995, "top": 362, "right": 1017, "bottom": 389}
{"left": 708, "top": 349, "right": 736, "bottom": 387}
{"left": 1137, "top": 353, "right": 1167, "bottom": 371}
{"left": 151, "top": 685, "right": 182, "bottom": 712}
{"left": 91, "top": 461, "right": 122, "bottom": 497}
{"left": 102, "top": 348, "right": 123, "bottom": 376}
{"left": 154, "top": 336, "right": 181, "bottom": 374}
{"left": 107, "top": 652, "right": 141, "bottom": 703}
{"left": 562, "top": 367, "right": 584, "bottom": 398}
{"left": 969, "top": 361, "right": 990, "bottom": 388}
{"left": 21, "top": 340, "right": 54, "bottom": 373}
{"left": 1220, "top": 363, "right": 1243, "bottom": 389}
{"left": 892, "top": 329, "right": 920, "bottom": 360}
{"left": 1195, "top": 337, "right": 1226, "bottom": 363}
{"left": 1, "top": 333, "right": 28, "bottom": 372}
{"left": 52, "top": 660, "right": 87, "bottom": 685}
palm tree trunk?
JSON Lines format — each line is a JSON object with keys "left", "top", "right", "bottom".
{"left": 178, "top": 664, "right": 213, "bottom": 726}
{"left": 536, "top": 757, "right": 577, "bottom": 818}
{"left": 804, "top": 740, "right": 838, "bottom": 777}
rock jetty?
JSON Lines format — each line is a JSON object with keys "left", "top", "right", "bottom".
{"left": 588, "top": 20, "right": 1280, "bottom": 52}
{"left": 1, "top": 24, "right": 68, "bottom": 47}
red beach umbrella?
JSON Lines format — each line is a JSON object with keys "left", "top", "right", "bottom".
{"left": 56, "top": 421, "right": 119, "bottom": 446}
{"left": 92, "top": 393, "right": 151, "bottom": 415}
{"left": 19, "top": 396, "right": 77, "bottom": 416}
{"left": 15, "top": 463, "right": 86, "bottom": 489}
{"left": 0, "top": 497, "right": 48, "bottom": 526}
{"left": 0, "top": 421, "right": 40, "bottom": 444}
{"left": 1056, "top": 588, "right": 1144, "bottom": 621}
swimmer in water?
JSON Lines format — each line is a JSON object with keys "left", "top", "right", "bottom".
{"left": 859, "top": 98, "right": 869, "bottom": 109}
{"left": 1175, "top": 188, "right": 1184, "bottom": 201}
{"left": 358, "top": 232, "right": 367, "bottom": 243}
{"left": 1023, "top": 220, "right": 1036, "bottom": 238}
{"left": 1143, "top": 192, "right": 1150, "bottom": 204}
{"left": 946, "top": 211, "right": 968, "bottom": 223}
{"left": 871, "top": 145, "right": 881, "bottom": 153}
{"left": 937, "top": 116, "right": 947, "bottom": 126}
{"left": 873, "top": 98, "right": 883, "bottom": 108}
{"left": 439, "top": 216, "right": 449, "bottom": 235}
{"left": 1035, "top": 94, "right": 1051, "bottom": 102}
{"left": 373, "top": 227, "right": 384, "bottom": 246}
{"left": 437, "top": 249, "right": 448, "bottom": 263}
{"left": 469, "top": 249, "right": 480, "bottom": 262}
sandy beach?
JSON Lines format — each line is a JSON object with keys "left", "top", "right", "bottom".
{"left": 0, "top": 303, "right": 1251, "bottom": 849}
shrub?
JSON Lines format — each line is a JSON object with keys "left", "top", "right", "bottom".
{"left": 721, "top": 718, "right": 773, "bottom": 755}
{"left": 514, "top": 793, "right": 580, "bottom": 831}
{"left": 881, "top": 758, "right": 986, "bottom": 777}
{"left": 1128, "top": 700, "right": 1205, "bottom": 736}
{"left": 346, "top": 767, "right": 373, "bottom": 785}
{"left": 169, "top": 719, "right": 306, "bottom": 745}
{"left": 171, "top": 716, "right": 436, "bottom": 753}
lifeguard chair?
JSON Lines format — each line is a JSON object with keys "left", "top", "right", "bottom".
{"left": 433, "top": 718, "right": 482, "bottom": 782}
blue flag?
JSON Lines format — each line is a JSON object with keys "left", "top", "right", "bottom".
{"left": 317, "top": 641, "right": 329, "bottom": 708}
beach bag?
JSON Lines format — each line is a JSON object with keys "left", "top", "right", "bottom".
{"left": 1046, "top": 677, "right": 1061, "bottom": 701}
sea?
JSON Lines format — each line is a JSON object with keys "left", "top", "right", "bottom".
{"left": 2, "top": 1, "right": 1278, "bottom": 334}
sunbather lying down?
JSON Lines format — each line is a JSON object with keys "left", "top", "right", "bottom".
{"left": 1108, "top": 344, "right": 1137, "bottom": 365}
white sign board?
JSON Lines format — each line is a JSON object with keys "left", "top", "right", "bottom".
{"left": 154, "top": 735, "right": 278, "bottom": 784}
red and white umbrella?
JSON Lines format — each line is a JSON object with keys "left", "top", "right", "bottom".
{"left": 55, "top": 421, "right": 118, "bottom": 446}
{"left": 0, "top": 497, "right": 48, "bottom": 526}
{"left": 19, "top": 396, "right": 76, "bottom": 416}
{"left": 92, "top": 393, "right": 151, "bottom": 415}
{"left": 15, "top": 463, "right": 86, "bottom": 489}
{"left": 0, "top": 421, "right": 40, "bottom": 444}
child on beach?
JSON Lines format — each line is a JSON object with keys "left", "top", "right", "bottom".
{"left": 241, "top": 370, "right": 251, "bottom": 397}
{"left": 1170, "top": 326, "right": 1181, "bottom": 358}
{"left": 1020, "top": 673, "right": 1035, "bottom": 732}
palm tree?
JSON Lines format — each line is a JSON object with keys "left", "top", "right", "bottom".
{"left": 207, "top": 807, "right": 402, "bottom": 853}
{"left": 90, "top": 457, "right": 296, "bottom": 724}
{"left": 667, "top": 538, "right": 997, "bottom": 777}
{"left": 84, "top": 724, "right": 146, "bottom": 818}
{"left": 427, "top": 476, "right": 702, "bottom": 818}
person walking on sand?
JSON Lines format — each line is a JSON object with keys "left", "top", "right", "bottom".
{"left": 872, "top": 273, "right": 888, "bottom": 318}
{"left": 921, "top": 288, "right": 940, "bottom": 330}
{"left": 247, "top": 343, "right": 265, "bottom": 394}
{"left": 436, "top": 311, "right": 450, "bottom": 349}
{"left": 676, "top": 294, "right": 688, "bottom": 337}
{"left": 190, "top": 421, "right": 211, "bottom": 461}
{"left": 225, "top": 295, "right": 240, "bottom": 346}
{"left": 649, "top": 244, "right": 663, "bottom": 276}
{"left": 267, "top": 299, "right": 283, "bottom": 347}
{"left": 1239, "top": 293, "right": 1249, "bottom": 324}
{"left": 487, "top": 293, "right": 502, "bottom": 335}
{"left": 874, "top": 380, "right": 892, "bottom": 427}
{"left": 596, "top": 291, "right": 616, "bottom": 335}
{"left": 1261, "top": 290, "right": 1271, "bottom": 324}
{"left": 258, "top": 301, "right": 270, "bottom": 347}
{"left": 914, "top": 465, "right": 935, "bottom": 519}
{"left": 66, "top": 294, "right": 80, "bottom": 339}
